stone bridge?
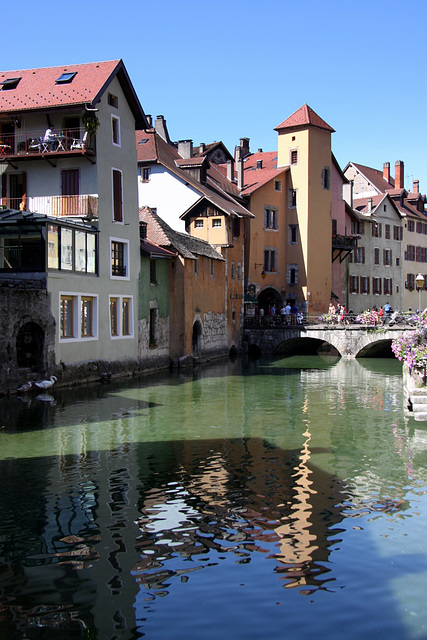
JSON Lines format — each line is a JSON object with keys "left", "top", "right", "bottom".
{"left": 243, "top": 323, "right": 413, "bottom": 358}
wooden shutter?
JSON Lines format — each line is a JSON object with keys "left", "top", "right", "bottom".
{"left": 113, "top": 170, "right": 123, "bottom": 222}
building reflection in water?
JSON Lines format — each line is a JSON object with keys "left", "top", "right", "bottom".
{"left": 133, "top": 435, "right": 349, "bottom": 602}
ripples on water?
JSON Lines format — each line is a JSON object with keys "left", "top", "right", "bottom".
{"left": 1, "top": 356, "right": 427, "bottom": 639}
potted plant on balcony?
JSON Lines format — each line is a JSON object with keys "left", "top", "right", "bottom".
{"left": 82, "top": 113, "right": 100, "bottom": 135}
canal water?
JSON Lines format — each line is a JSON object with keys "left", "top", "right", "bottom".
{"left": 1, "top": 355, "right": 427, "bottom": 640}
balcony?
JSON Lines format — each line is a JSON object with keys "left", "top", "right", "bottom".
{"left": 1, "top": 195, "right": 98, "bottom": 219}
{"left": 332, "top": 233, "right": 359, "bottom": 263}
{"left": 0, "top": 128, "right": 95, "bottom": 162}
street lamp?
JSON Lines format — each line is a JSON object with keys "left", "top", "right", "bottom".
{"left": 416, "top": 273, "right": 424, "bottom": 330}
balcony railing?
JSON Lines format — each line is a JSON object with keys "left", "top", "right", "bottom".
{"left": 0, "top": 128, "right": 95, "bottom": 159}
{"left": 1, "top": 195, "right": 98, "bottom": 219}
{"left": 332, "top": 234, "right": 359, "bottom": 249}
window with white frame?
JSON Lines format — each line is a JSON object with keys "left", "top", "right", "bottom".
{"left": 110, "top": 238, "right": 129, "bottom": 279}
{"left": 112, "top": 115, "right": 121, "bottom": 147}
{"left": 212, "top": 218, "right": 221, "bottom": 227}
{"left": 110, "top": 295, "right": 133, "bottom": 338}
{"left": 195, "top": 219, "right": 204, "bottom": 228}
{"left": 264, "top": 249, "right": 277, "bottom": 273}
{"left": 264, "top": 207, "right": 278, "bottom": 229}
{"left": 59, "top": 293, "right": 98, "bottom": 341}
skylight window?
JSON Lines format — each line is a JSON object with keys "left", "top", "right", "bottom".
{"left": 55, "top": 72, "right": 77, "bottom": 84}
{"left": 0, "top": 77, "right": 21, "bottom": 90}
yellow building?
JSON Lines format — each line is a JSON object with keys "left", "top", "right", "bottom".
{"left": 243, "top": 105, "right": 334, "bottom": 315}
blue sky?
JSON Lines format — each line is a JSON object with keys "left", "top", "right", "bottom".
{"left": 3, "top": 0, "right": 426, "bottom": 189}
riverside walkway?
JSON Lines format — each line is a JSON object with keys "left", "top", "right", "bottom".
{"left": 243, "top": 316, "right": 414, "bottom": 358}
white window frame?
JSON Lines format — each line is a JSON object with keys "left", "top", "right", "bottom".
{"left": 109, "top": 294, "right": 134, "bottom": 339}
{"left": 59, "top": 292, "right": 98, "bottom": 342}
{"left": 195, "top": 219, "right": 204, "bottom": 228}
{"left": 212, "top": 218, "right": 222, "bottom": 228}
{"left": 110, "top": 237, "right": 130, "bottom": 281}
{"left": 111, "top": 114, "right": 121, "bottom": 147}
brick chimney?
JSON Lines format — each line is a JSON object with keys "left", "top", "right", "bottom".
{"left": 383, "top": 162, "right": 390, "bottom": 184}
{"left": 395, "top": 160, "right": 404, "bottom": 189}
{"left": 413, "top": 179, "right": 419, "bottom": 194}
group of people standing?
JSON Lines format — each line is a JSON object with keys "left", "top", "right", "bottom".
{"left": 328, "top": 302, "right": 348, "bottom": 324}
{"left": 259, "top": 302, "right": 302, "bottom": 325}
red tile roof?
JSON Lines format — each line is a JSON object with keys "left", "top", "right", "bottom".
{"left": 349, "top": 162, "right": 394, "bottom": 192}
{"left": 0, "top": 60, "right": 147, "bottom": 128}
{"left": 136, "top": 130, "right": 253, "bottom": 219}
{"left": 275, "top": 104, "right": 335, "bottom": 133}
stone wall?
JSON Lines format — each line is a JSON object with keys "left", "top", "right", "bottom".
{"left": 0, "top": 288, "right": 56, "bottom": 392}
{"left": 203, "top": 311, "right": 228, "bottom": 354}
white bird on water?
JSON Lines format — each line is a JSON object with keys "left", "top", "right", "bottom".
{"left": 34, "top": 375, "right": 57, "bottom": 390}
{"left": 17, "top": 381, "right": 32, "bottom": 393}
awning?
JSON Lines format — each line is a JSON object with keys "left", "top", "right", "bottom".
{"left": 244, "top": 293, "right": 258, "bottom": 304}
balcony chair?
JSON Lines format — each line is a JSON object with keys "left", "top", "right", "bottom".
{"left": 70, "top": 131, "right": 88, "bottom": 151}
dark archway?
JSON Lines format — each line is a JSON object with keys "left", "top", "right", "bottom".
{"left": 257, "top": 287, "right": 282, "bottom": 315}
{"left": 16, "top": 322, "right": 45, "bottom": 371}
{"left": 192, "top": 320, "right": 202, "bottom": 353}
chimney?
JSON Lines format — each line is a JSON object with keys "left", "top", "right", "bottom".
{"left": 257, "top": 159, "right": 263, "bottom": 169}
{"left": 258, "top": 148, "right": 263, "bottom": 153}
{"left": 383, "top": 162, "right": 390, "bottom": 183}
{"left": 154, "top": 115, "right": 171, "bottom": 143}
{"left": 342, "top": 180, "right": 353, "bottom": 208}
{"left": 199, "top": 143, "right": 206, "bottom": 154}
{"left": 367, "top": 198, "right": 373, "bottom": 213}
{"left": 227, "top": 159, "right": 235, "bottom": 182}
{"left": 236, "top": 146, "right": 244, "bottom": 190}
{"left": 146, "top": 114, "right": 152, "bottom": 127}
{"left": 178, "top": 140, "right": 193, "bottom": 159}
{"left": 395, "top": 160, "right": 404, "bottom": 189}
{"left": 239, "top": 137, "right": 250, "bottom": 158}
{"left": 413, "top": 179, "right": 419, "bottom": 194}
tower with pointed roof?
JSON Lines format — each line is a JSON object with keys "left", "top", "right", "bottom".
{"left": 275, "top": 104, "right": 334, "bottom": 313}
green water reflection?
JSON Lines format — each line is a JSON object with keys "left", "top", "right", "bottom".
{"left": 1, "top": 356, "right": 427, "bottom": 640}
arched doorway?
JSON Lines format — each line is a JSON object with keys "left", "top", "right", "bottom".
{"left": 192, "top": 321, "right": 202, "bottom": 353}
{"left": 257, "top": 287, "right": 282, "bottom": 315}
{"left": 16, "top": 322, "right": 44, "bottom": 371}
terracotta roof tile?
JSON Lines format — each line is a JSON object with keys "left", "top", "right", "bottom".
{"left": 275, "top": 104, "right": 335, "bottom": 133}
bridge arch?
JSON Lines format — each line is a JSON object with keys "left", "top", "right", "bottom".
{"left": 244, "top": 325, "right": 409, "bottom": 358}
